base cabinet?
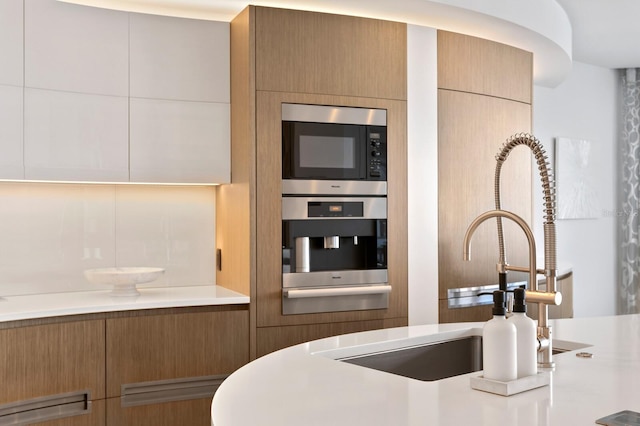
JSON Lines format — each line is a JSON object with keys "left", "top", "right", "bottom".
{"left": 106, "top": 397, "right": 212, "bottom": 426}
{"left": 0, "top": 306, "right": 249, "bottom": 426}
{"left": 30, "top": 400, "right": 106, "bottom": 426}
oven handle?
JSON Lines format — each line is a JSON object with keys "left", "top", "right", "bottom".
{"left": 284, "top": 285, "right": 392, "bottom": 299}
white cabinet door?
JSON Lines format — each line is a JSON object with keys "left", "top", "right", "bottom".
{"left": 130, "top": 13, "right": 229, "bottom": 103}
{"left": 0, "top": 0, "right": 23, "bottom": 87}
{"left": 129, "top": 98, "right": 230, "bottom": 184}
{"left": 24, "top": 0, "right": 128, "bottom": 96}
{"left": 24, "top": 88, "right": 129, "bottom": 182}
{"left": 0, "top": 85, "right": 24, "bottom": 179}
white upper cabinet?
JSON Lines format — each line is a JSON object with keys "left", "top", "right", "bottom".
{"left": 24, "top": 0, "right": 128, "bottom": 96}
{"left": 0, "top": 85, "right": 24, "bottom": 179}
{"left": 24, "top": 88, "right": 129, "bottom": 182}
{"left": 0, "top": 0, "right": 23, "bottom": 87}
{"left": 130, "top": 98, "right": 230, "bottom": 183}
{"left": 8, "top": 0, "right": 230, "bottom": 184}
{"left": 130, "top": 14, "right": 230, "bottom": 103}
{"left": 129, "top": 14, "right": 230, "bottom": 184}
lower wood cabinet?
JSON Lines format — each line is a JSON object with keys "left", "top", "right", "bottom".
{"left": 30, "top": 400, "right": 106, "bottom": 426}
{"left": 0, "top": 305, "right": 249, "bottom": 426}
{"left": 0, "top": 320, "right": 104, "bottom": 425}
{"left": 106, "top": 396, "right": 212, "bottom": 426}
{"left": 256, "top": 318, "right": 407, "bottom": 358}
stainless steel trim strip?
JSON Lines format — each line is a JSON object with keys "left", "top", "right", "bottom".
{"left": 0, "top": 390, "right": 91, "bottom": 425}
{"left": 121, "top": 375, "right": 227, "bottom": 408}
{"left": 282, "top": 291, "right": 389, "bottom": 315}
{"left": 282, "top": 196, "right": 387, "bottom": 220}
{"left": 446, "top": 281, "right": 527, "bottom": 309}
{"left": 282, "top": 179, "right": 387, "bottom": 196}
{"left": 285, "top": 284, "right": 392, "bottom": 299}
{"left": 283, "top": 269, "right": 388, "bottom": 288}
{"left": 282, "top": 103, "right": 387, "bottom": 126}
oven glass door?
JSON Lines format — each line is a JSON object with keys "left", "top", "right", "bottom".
{"left": 285, "top": 122, "right": 366, "bottom": 180}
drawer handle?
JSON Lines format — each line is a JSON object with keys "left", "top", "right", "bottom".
{"left": 284, "top": 285, "right": 392, "bottom": 299}
{"left": 121, "top": 375, "right": 227, "bottom": 407}
{"left": 0, "top": 390, "right": 91, "bottom": 425}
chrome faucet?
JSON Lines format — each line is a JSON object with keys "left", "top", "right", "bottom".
{"left": 463, "top": 133, "right": 562, "bottom": 369}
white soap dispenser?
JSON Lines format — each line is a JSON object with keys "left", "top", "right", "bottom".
{"left": 509, "top": 287, "right": 538, "bottom": 378}
{"left": 483, "top": 290, "right": 518, "bottom": 382}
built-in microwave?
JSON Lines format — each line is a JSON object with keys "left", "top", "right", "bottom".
{"left": 282, "top": 103, "right": 387, "bottom": 185}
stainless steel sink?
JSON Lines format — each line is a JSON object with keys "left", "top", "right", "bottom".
{"left": 338, "top": 335, "right": 588, "bottom": 382}
{"left": 339, "top": 336, "right": 483, "bottom": 381}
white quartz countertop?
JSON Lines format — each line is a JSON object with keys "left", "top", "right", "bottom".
{"left": 0, "top": 285, "right": 249, "bottom": 323}
{"left": 212, "top": 314, "right": 640, "bottom": 426}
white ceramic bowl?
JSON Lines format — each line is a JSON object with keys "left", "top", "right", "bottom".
{"left": 84, "top": 267, "right": 165, "bottom": 297}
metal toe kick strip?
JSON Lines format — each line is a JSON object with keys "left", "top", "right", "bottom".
{"left": 0, "top": 390, "right": 91, "bottom": 426}
{"left": 121, "top": 375, "right": 227, "bottom": 408}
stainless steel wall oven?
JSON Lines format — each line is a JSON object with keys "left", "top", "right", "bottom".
{"left": 281, "top": 103, "right": 390, "bottom": 315}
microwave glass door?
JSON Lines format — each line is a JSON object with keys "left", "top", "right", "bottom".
{"left": 289, "top": 122, "right": 365, "bottom": 180}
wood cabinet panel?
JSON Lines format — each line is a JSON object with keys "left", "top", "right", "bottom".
{"left": 0, "top": 320, "right": 105, "bottom": 404}
{"left": 255, "top": 90, "right": 408, "bottom": 329}
{"left": 255, "top": 7, "right": 406, "bottom": 100}
{"left": 216, "top": 5, "right": 255, "bottom": 298}
{"left": 106, "top": 309, "right": 249, "bottom": 398}
{"left": 438, "top": 89, "right": 532, "bottom": 322}
{"left": 106, "top": 396, "right": 211, "bottom": 426}
{"left": 256, "top": 318, "right": 408, "bottom": 357}
{"left": 437, "top": 30, "right": 532, "bottom": 104}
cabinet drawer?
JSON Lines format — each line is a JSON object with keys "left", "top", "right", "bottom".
{"left": 106, "top": 309, "right": 249, "bottom": 398}
{"left": 106, "top": 396, "right": 211, "bottom": 426}
{"left": 0, "top": 320, "right": 105, "bottom": 404}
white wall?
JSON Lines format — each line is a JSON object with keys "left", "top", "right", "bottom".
{"left": 407, "top": 25, "right": 439, "bottom": 325}
{"left": 533, "top": 61, "right": 619, "bottom": 317}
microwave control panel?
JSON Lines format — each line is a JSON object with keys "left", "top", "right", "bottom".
{"left": 367, "top": 127, "right": 387, "bottom": 180}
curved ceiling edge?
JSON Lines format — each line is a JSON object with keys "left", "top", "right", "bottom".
{"left": 57, "top": 0, "right": 573, "bottom": 87}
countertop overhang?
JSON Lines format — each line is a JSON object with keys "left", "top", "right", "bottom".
{"left": 0, "top": 285, "right": 249, "bottom": 323}
{"left": 212, "top": 314, "right": 640, "bottom": 426}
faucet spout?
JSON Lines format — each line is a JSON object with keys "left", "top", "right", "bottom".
{"left": 463, "top": 209, "right": 537, "bottom": 289}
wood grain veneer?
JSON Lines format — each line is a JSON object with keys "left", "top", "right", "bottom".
{"left": 437, "top": 30, "right": 533, "bottom": 104}
{"left": 255, "top": 7, "right": 407, "bottom": 100}
{"left": 31, "top": 399, "right": 106, "bottom": 426}
{"left": 105, "top": 310, "right": 248, "bottom": 398}
{"left": 106, "top": 396, "right": 211, "bottom": 426}
{"left": 438, "top": 89, "right": 532, "bottom": 323}
{"left": 217, "top": 6, "right": 256, "bottom": 357}
{"left": 256, "top": 318, "right": 407, "bottom": 357}
{"left": 228, "top": 6, "right": 408, "bottom": 358}
{"left": 0, "top": 320, "right": 105, "bottom": 404}
{"left": 255, "top": 90, "right": 408, "bottom": 329}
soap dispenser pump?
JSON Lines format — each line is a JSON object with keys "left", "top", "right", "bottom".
{"left": 509, "top": 287, "right": 538, "bottom": 378}
{"left": 482, "top": 290, "right": 518, "bottom": 382}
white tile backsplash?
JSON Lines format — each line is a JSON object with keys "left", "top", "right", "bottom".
{"left": 0, "top": 183, "right": 216, "bottom": 296}
{"left": 115, "top": 186, "right": 216, "bottom": 287}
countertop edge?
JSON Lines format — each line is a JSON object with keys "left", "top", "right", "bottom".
{"left": 0, "top": 285, "right": 249, "bottom": 323}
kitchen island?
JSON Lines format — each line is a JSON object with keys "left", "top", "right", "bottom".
{"left": 211, "top": 314, "right": 640, "bottom": 425}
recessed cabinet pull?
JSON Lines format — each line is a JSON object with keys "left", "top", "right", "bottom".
{"left": 121, "top": 375, "right": 227, "bottom": 407}
{"left": 0, "top": 390, "right": 91, "bottom": 425}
